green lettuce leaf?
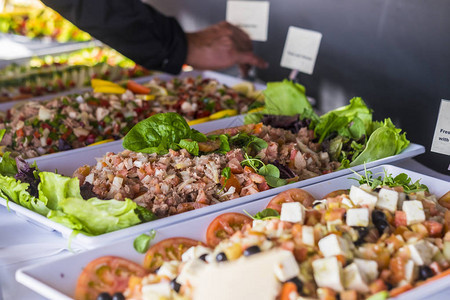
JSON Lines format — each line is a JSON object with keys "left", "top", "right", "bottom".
{"left": 244, "top": 80, "right": 318, "bottom": 124}
{"left": 349, "top": 118, "right": 410, "bottom": 167}
{"left": 0, "top": 152, "right": 18, "bottom": 177}
{"left": 123, "top": 112, "right": 192, "bottom": 154}
{"left": 0, "top": 174, "right": 49, "bottom": 215}
{"left": 38, "top": 172, "right": 82, "bottom": 210}
{"left": 56, "top": 197, "right": 143, "bottom": 235}
{"left": 315, "top": 97, "right": 372, "bottom": 143}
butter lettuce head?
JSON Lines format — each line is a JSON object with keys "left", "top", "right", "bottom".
{"left": 38, "top": 172, "right": 81, "bottom": 210}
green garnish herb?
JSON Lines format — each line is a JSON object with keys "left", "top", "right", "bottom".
{"left": 133, "top": 229, "right": 156, "bottom": 254}
{"left": 244, "top": 208, "right": 280, "bottom": 220}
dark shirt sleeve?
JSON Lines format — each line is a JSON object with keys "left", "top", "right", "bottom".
{"left": 41, "top": 0, "right": 187, "bottom": 74}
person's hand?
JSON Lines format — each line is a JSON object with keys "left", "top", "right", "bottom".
{"left": 185, "top": 21, "right": 268, "bottom": 76}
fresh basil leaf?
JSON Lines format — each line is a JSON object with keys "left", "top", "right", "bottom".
{"left": 221, "top": 167, "right": 231, "bottom": 179}
{"left": 254, "top": 208, "right": 280, "bottom": 220}
{"left": 123, "top": 112, "right": 192, "bottom": 154}
{"left": 258, "top": 164, "right": 280, "bottom": 178}
{"left": 179, "top": 139, "right": 199, "bottom": 156}
{"left": 265, "top": 175, "right": 287, "bottom": 188}
{"left": 133, "top": 229, "right": 156, "bottom": 254}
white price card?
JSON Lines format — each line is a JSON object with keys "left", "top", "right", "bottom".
{"left": 431, "top": 99, "right": 450, "bottom": 156}
{"left": 280, "top": 26, "right": 322, "bottom": 75}
{"left": 226, "top": 1, "right": 270, "bottom": 42}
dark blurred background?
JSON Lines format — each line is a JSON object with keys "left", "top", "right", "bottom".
{"left": 145, "top": 0, "right": 450, "bottom": 174}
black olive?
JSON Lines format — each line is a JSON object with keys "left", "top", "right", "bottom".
{"left": 243, "top": 245, "right": 261, "bottom": 256}
{"left": 216, "top": 252, "right": 228, "bottom": 262}
{"left": 386, "top": 282, "right": 394, "bottom": 290}
{"left": 353, "top": 226, "right": 369, "bottom": 246}
{"left": 419, "top": 265, "right": 434, "bottom": 280}
{"left": 286, "top": 277, "right": 303, "bottom": 294}
{"left": 374, "top": 187, "right": 381, "bottom": 192}
{"left": 372, "top": 210, "right": 390, "bottom": 234}
{"left": 405, "top": 194, "right": 410, "bottom": 200}
{"left": 112, "top": 293, "right": 125, "bottom": 300}
{"left": 198, "top": 253, "right": 208, "bottom": 261}
{"left": 96, "top": 292, "right": 112, "bottom": 300}
{"left": 170, "top": 278, "right": 181, "bottom": 293}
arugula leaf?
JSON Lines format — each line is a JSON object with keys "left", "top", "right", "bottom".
{"left": 133, "top": 229, "right": 156, "bottom": 253}
{"left": 241, "top": 153, "right": 265, "bottom": 172}
{"left": 244, "top": 208, "right": 280, "bottom": 220}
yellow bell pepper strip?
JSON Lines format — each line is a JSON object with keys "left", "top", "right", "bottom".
{"left": 209, "top": 109, "right": 238, "bottom": 120}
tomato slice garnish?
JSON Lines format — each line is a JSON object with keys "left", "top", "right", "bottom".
{"left": 206, "top": 212, "right": 252, "bottom": 248}
{"left": 143, "top": 237, "right": 203, "bottom": 272}
{"left": 266, "top": 188, "right": 316, "bottom": 212}
{"left": 75, "top": 256, "right": 147, "bottom": 300}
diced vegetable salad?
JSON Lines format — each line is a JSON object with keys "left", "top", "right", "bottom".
{"left": 74, "top": 171, "right": 450, "bottom": 300}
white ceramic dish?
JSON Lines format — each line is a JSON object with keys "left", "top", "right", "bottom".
{"left": 16, "top": 165, "right": 450, "bottom": 300}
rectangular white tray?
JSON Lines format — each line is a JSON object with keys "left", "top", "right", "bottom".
{"left": 16, "top": 165, "right": 450, "bottom": 300}
{"left": 0, "top": 136, "right": 424, "bottom": 249}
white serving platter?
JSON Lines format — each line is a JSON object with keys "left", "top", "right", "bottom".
{"left": 16, "top": 165, "right": 450, "bottom": 300}
{"left": 0, "top": 136, "right": 424, "bottom": 249}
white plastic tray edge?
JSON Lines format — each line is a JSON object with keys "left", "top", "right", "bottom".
{"left": 16, "top": 164, "right": 450, "bottom": 300}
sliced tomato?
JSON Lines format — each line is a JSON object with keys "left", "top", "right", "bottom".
{"left": 143, "top": 237, "right": 203, "bottom": 272}
{"left": 266, "top": 188, "right": 315, "bottom": 212}
{"left": 323, "top": 189, "right": 349, "bottom": 199}
{"left": 127, "top": 80, "right": 151, "bottom": 94}
{"left": 75, "top": 256, "right": 147, "bottom": 300}
{"left": 206, "top": 213, "right": 252, "bottom": 247}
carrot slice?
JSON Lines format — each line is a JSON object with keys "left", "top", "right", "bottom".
{"left": 424, "top": 268, "right": 450, "bottom": 284}
{"left": 127, "top": 80, "right": 151, "bottom": 94}
{"left": 389, "top": 283, "right": 413, "bottom": 297}
{"left": 280, "top": 282, "right": 298, "bottom": 300}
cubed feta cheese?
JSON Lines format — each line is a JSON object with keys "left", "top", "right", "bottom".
{"left": 404, "top": 259, "right": 416, "bottom": 283}
{"left": 402, "top": 200, "right": 425, "bottom": 225}
{"left": 341, "top": 195, "right": 355, "bottom": 208}
{"left": 408, "top": 240, "right": 439, "bottom": 266}
{"left": 318, "top": 234, "right": 352, "bottom": 258}
{"left": 302, "top": 226, "right": 315, "bottom": 247}
{"left": 252, "top": 219, "right": 267, "bottom": 232}
{"left": 359, "top": 184, "right": 373, "bottom": 193}
{"left": 346, "top": 208, "right": 370, "bottom": 227}
{"left": 344, "top": 262, "right": 369, "bottom": 292}
{"left": 181, "top": 245, "right": 212, "bottom": 262}
{"left": 376, "top": 188, "right": 399, "bottom": 213}
{"left": 273, "top": 250, "right": 300, "bottom": 282}
{"left": 280, "top": 202, "right": 306, "bottom": 224}
{"left": 349, "top": 186, "right": 378, "bottom": 209}
{"left": 156, "top": 260, "right": 180, "bottom": 280}
{"left": 327, "top": 219, "right": 343, "bottom": 232}
{"left": 177, "top": 259, "right": 206, "bottom": 285}
{"left": 141, "top": 281, "right": 172, "bottom": 299}
{"left": 312, "top": 256, "right": 345, "bottom": 292}
{"left": 353, "top": 259, "right": 379, "bottom": 282}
